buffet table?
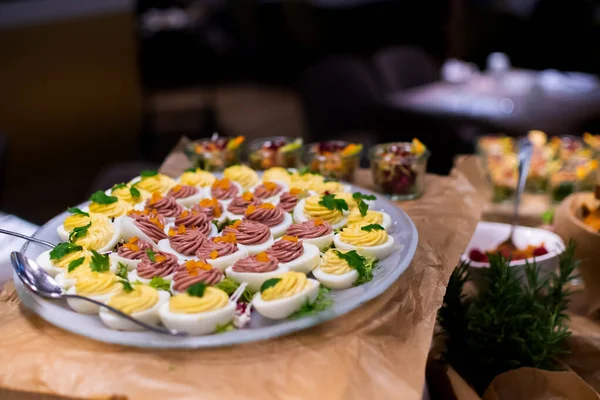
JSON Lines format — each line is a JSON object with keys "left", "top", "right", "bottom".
{"left": 0, "top": 167, "right": 482, "bottom": 399}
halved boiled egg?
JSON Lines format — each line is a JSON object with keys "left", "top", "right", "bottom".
{"left": 129, "top": 172, "right": 177, "bottom": 195}
{"left": 252, "top": 271, "right": 320, "bottom": 319}
{"left": 57, "top": 211, "right": 104, "bottom": 242}
{"left": 168, "top": 184, "right": 207, "bottom": 208}
{"left": 159, "top": 287, "right": 236, "bottom": 335}
{"left": 69, "top": 215, "right": 122, "bottom": 253}
{"left": 261, "top": 167, "right": 291, "bottom": 185}
{"left": 35, "top": 244, "right": 91, "bottom": 278}
{"left": 224, "top": 165, "right": 259, "bottom": 190}
{"left": 333, "top": 224, "right": 395, "bottom": 260}
{"left": 99, "top": 285, "right": 170, "bottom": 331}
{"left": 200, "top": 242, "right": 249, "bottom": 272}
{"left": 346, "top": 208, "right": 392, "bottom": 231}
{"left": 106, "top": 183, "right": 151, "bottom": 207}
{"left": 108, "top": 237, "right": 154, "bottom": 271}
{"left": 65, "top": 271, "right": 123, "bottom": 314}
{"left": 178, "top": 168, "right": 216, "bottom": 188}
{"left": 267, "top": 237, "right": 320, "bottom": 274}
{"left": 332, "top": 192, "right": 376, "bottom": 210}
{"left": 293, "top": 196, "right": 348, "bottom": 230}
{"left": 312, "top": 248, "right": 358, "bottom": 289}
{"left": 225, "top": 252, "right": 289, "bottom": 292}
{"left": 120, "top": 214, "right": 164, "bottom": 246}
{"left": 251, "top": 180, "right": 288, "bottom": 205}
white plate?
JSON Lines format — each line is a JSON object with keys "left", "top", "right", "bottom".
{"left": 15, "top": 180, "right": 418, "bottom": 348}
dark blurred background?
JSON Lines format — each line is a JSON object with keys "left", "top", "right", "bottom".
{"left": 0, "top": 0, "right": 599, "bottom": 224}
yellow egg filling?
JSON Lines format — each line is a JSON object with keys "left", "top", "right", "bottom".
{"left": 63, "top": 214, "right": 91, "bottom": 232}
{"left": 262, "top": 167, "right": 291, "bottom": 185}
{"left": 72, "top": 217, "right": 115, "bottom": 250}
{"left": 111, "top": 185, "right": 150, "bottom": 205}
{"left": 290, "top": 173, "right": 324, "bottom": 191}
{"left": 303, "top": 196, "right": 344, "bottom": 225}
{"left": 53, "top": 249, "right": 92, "bottom": 270}
{"left": 107, "top": 285, "right": 159, "bottom": 314}
{"left": 180, "top": 169, "right": 216, "bottom": 187}
{"left": 134, "top": 174, "right": 177, "bottom": 195}
{"left": 169, "top": 287, "right": 229, "bottom": 314}
{"left": 65, "top": 263, "right": 93, "bottom": 279}
{"left": 75, "top": 272, "right": 121, "bottom": 296}
{"left": 89, "top": 199, "right": 131, "bottom": 218}
{"left": 347, "top": 209, "right": 384, "bottom": 227}
{"left": 261, "top": 271, "right": 311, "bottom": 301}
{"left": 339, "top": 224, "right": 388, "bottom": 247}
{"left": 224, "top": 165, "right": 259, "bottom": 189}
{"left": 320, "top": 249, "right": 353, "bottom": 275}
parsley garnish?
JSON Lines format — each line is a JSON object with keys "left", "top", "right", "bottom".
{"left": 89, "top": 250, "right": 110, "bottom": 272}
{"left": 215, "top": 277, "right": 253, "bottom": 302}
{"left": 361, "top": 224, "right": 384, "bottom": 232}
{"left": 140, "top": 170, "right": 158, "bottom": 178}
{"left": 49, "top": 242, "right": 83, "bottom": 260}
{"left": 357, "top": 200, "right": 369, "bottom": 216}
{"left": 67, "top": 257, "right": 85, "bottom": 272}
{"left": 117, "top": 263, "right": 129, "bottom": 279}
{"left": 297, "top": 166, "right": 314, "bottom": 176}
{"left": 129, "top": 186, "right": 141, "bottom": 199}
{"left": 68, "top": 222, "right": 91, "bottom": 242}
{"left": 145, "top": 249, "right": 156, "bottom": 262}
{"left": 89, "top": 191, "right": 118, "bottom": 205}
{"left": 334, "top": 250, "right": 376, "bottom": 285}
{"left": 260, "top": 278, "right": 281, "bottom": 293}
{"left": 67, "top": 207, "right": 89, "bottom": 217}
{"left": 185, "top": 167, "right": 197, "bottom": 173}
{"left": 352, "top": 192, "right": 376, "bottom": 201}
{"left": 187, "top": 282, "right": 207, "bottom": 297}
{"left": 149, "top": 276, "right": 171, "bottom": 291}
{"left": 290, "top": 286, "right": 333, "bottom": 318}
{"left": 215, "top": 321, "right": 235, "bottom": 333}
{"left": 318, "top": 194, "right": 348, "bottom": 212}
{"left": 120, "top": 279, "right": 134, "bottom": 293}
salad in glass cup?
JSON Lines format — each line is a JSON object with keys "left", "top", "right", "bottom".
{"left": 304, "top": 140, "right": 362, "bottom": 181}
{"left": 248, "top": 136, "right": 302, "bottom": 170}
{"left": 369, "top": 139, "right": 429, "bottom": 200}
{"left": 185, "top": 134, "right": 244, "bottom": 172}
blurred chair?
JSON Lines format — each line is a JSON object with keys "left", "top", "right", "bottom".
{"left": 373, "top": 46, "right": 440, "bottom": 93}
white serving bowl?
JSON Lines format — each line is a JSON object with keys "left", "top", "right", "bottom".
{"left": 461, "top": 221, "right": 565, "bottom": 288}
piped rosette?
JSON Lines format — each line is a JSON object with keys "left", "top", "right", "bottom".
{"left": 312, "top": 248, "right": 359, "bottom": 289}
{"left": 67, "top": 214, "right": 121, "bottom": 253}
{"left": 223, "top": 164, "right": 259, "bottom": 191}
{"left": 251, "top": 181, "right": 287, "bottom": 205}
{"left": 278, "top": 188, "right": 306, "bottom": 213}
{"left": 266, "top": 235, "right": 320, "bottom": 274}
{"left": 170, "top": 259, "right": 224, "bottom": 294}
{"left": 66, "top": 271, "right": 123, "bottom": 314}
{"left": 157, "top": 225, "right": 209, "bottom": 261}
{"left": 57, "top": 211, "right": 120, "bottom": 250}
{"left": 167, "top": 184, "right": 205, "bottom": 208}
{"left": 210, "top": 178, "right": 242, "bottom": 205}
{"left": 121, "top": 210, "right": 167, "bottom": 245}
{"left": 128, "top": 250, "right": 179, "bottom": 284}
{"left": 286, "top": 218, "right": 334, "bottom": 251}
{"left": 225, "top": 191, "right": 262, "bottom": 221}
{"left": 195, "top": 233, "right": 248, "bottom": 272}
{"left": 178, "top": 168, "right": 216, "bottom": 188}
{"left": 293, "top": 195, "right": 348, "bottom": 230}
{"left": 222, "top": 220, "right": 274, "bottom": 255}
{"left": 252, "top": 271, "right": 320, "bottom": 320}
{"left": 106, "top": 183, "right": 151, "bottom": 207}
{"left": 243, "top": 203, "right": 292, "bottom": 238}
{"left": 99, "top": 284, "right": 170, "bottom": 331}
{"left": 346, "top": 208, "right": 392, "bottom": 231}
{"left": 333, "top": 223, "right": 395, "bottom": 260}
{"left": 225, "top": 252, "right": 288, "bottom": 292}
{"left": 144, "top": 192, "right": 184, "bottom": 222}
{"left": 109, "top": 236, "right": 154, "bottom": 271}
{"left": 129, "top": 172, "right": 177, "bottom": 196}
{"left": 169, "top": 209, "right": 217, "bottom": 237}
{"left": 191, "top": 198, "right": 227, "bottom": 227}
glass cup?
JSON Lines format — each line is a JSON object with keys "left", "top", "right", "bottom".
{"left": 369, "top": 142, "right": 430, "bottom": 201}
{"left": 184, "top": 135, "right": 243, "bottom": 172}
{"left": 247, "top": 136, "right": 302, "bottom": 170}
{"left": 548, "top": 169, "right": 578, "bottom": 203}
{"left": 304, "top": 141, "right": 362, "bottom": 181}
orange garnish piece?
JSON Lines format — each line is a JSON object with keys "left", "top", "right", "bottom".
{"left": 210, "top": 250, "right": 219, "bottom": 259}
{"left": 172, "top": 185, "right": 182, "bottom": 193}
{"left": 245, "top": 205, "right": 257, "bottom": 215}
{"left": 313, "top": 218, "right": 324, "bottom": 226}
{"left": 123, "top": 236, "right": 140, "bottom": 251}
{"left": 150, "top": 192, "right": 162, "bottom": 204}
{"left": 259, "top": 203, "right": 276, "bottom": 209}
{"left": 282, "top": 235, "right": 298, "bottom": 242}
{"left": 290, "top": 188, "right": 302, "bottom": 196}
{"left": 168, "top": 227, "right": 177, "bottom": 237}
{"left": 128, "top": 236, "right": 138, "bottom": 243}
{"left": 149, "top": 216, "right": 165, "bottom": 230}
{"left": 213, "top": 204, "right": 222, "bottom": 217}
{"left": 263, "top": 181, "right": 277, "bottom": 191}
{"left": 185, "top": 260, "right": 212, "bottom": 276}
{"left": 211, "top": 179, "right": 230, "bottom": 190}
{"left": 177, "top": 225, "right": 186, "bottom": 234}
{"left": 214, "top": 233, "right": 237, "bottom": 244}
{"left": 155, "top": 254, "right": 167, "bottom": 263}
{"left": 229, "top": 220, "right": 242, "bottom": 230}
{"left": 242, "top": 192, "right": 254, "bottom": 201}
{"left": 255, "top": 252, "right": 270, "bottom": 262}
{"left": 180, "top": 210, "right": 189, "bottom": 218}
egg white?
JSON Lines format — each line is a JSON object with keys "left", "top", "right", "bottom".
{"left": 163, "top": 221, "right": 219, "bottom": 239}
{"left": 95, "top": 217, "right": 123, "bottom": 253}
{"left": 204, "top": 244, "right": 249, "bottom": 272}
{"left": 109, "top": 252, "right": 140, "bottom": 271}
{"left": 99, "top": 290, "right": 171, "bottom": 331}
{"left": 297, "top": 232, "right": 334, "bottom": 251}
{"left": 292, "top": 198, "right": 348, "bottom": 230}
{"left": 156, "top": 239, "right": 196, "bottom": 262}
{"left": 225, "top": 264, "right": 288, "bottom": 292}
{"left": 119, "top": 216, "right": 161, "bottom": 248}
{"left": 65, "top": 285, "right": 122, "bottom": 314}
{"left": 277, "top": 241, "right": 320, "bottom": 274}
{"left": 269, "top": 212, "right": 293, "bottom": 238}
{"left": 56, "top": 211, "right": 120, "bottom": 246}
{"left": 239, "top": 235, "right": 275, "bottom": 256}
{"left": 35, "top": 250, "right": 66, "bottom": 278}
{"left": 333, "top": 234, "right": 395, "bottom": 260}
{"left": 252, "top": 278, "right": 320, "bottom": 319}
{"left": 224, "top": 211, "right": 245, "bottom": 223}
{"left": 175, "top": 190, "right": 207, "bottom": 208}
{"left": 159, "top": 300, "right": 236, "bottom": 335}
{"left": 128, "top": 269, "right": 176, "bottom": 285}
{"left": 312, "top": 266, "right": 358, "bottom": 289}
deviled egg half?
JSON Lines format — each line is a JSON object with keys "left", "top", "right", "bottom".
{"left": 127, "top": 250, "right": 180, "bottom": 285}
{"left": 192, "top": 198, "right": 228, "bottom": 227}
{"left": 251, "top": 181, "right": 288, "bottom": 205}
{"left": 109, "top": 236, "right": 154, "bottom": 271}
{"left": 293, "top": 195, "right": 348, "bottom": 230}
{"left": 252, "top": 271, "right": 320, "bottom": 320}
{"left": 286, "top": 219, "right": 334, "bottom": 251}
{"left": 157, "top": 225, "right": 211, "bottom": 262}
{"left": 106, "top": 182, "right": 151, "bottom": 208}
{"left": 261, "top": 167, "right": 291, "bottom": 186}
{"left": 67, "top": 214, "right": 122, "bottom": 253}
{"left": 99, "top": 284, "right": 170, "bottom": 331}
{"left": 195, "top": 234, "right": 249, "bottom": 272}
{"left": 56, "top": 250, "right": 118, "bottom": 290}
{"left": 209, "top": 178, "right": 244, "bottom": 206}
{"left": 266, "top": 235, "right": 320, "bottom": 274}
{"left": 224, "top": 191, "right": 263, "bottom": 222}
{"left": 35, "top": 242, "right": 91, "bottom": 278}
{"left": 120, "top": 211, "right": 166, "bottom": 246}
{"left": 221, "top": 220, "right": 275, "bottom": 255}
{"left": 346, "top": 208, "right": 392, "bottom": 231}
{"left": 129, "top": 171, "right": 177, "bottom": 196}
{"left": 225, "top": 252, "right": 288, "bottom": 292}
{"left": 88, "top": 190, "right": 132, "bottom": 219}
{"left": 224, "top": 164, "right": 259, "bottom": 191}
{"left": 159, "top": 283, "right": 236, "bottom": 335}
{"left": 66, "top": 271, "right": 123, "bottom": 314}
{"left": 312, "top": 248, "right": 359, "bottom": 289}
{"left": 333, "top": 223, "right": 395, "bottom": 260}
{"left": 167, "top": 184, "right": 206, "bottom": 208}
{"left": 178, "top": 168, "right": 216, "bottom": 188}
{"left": 243, "top": 203, "right": 292, "bottom": 238}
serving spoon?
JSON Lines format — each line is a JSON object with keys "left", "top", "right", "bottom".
{"left": 10, "top": 251, "right": 187, "bottom": 336}
{"left": 497, "top": 138, "right": 534, "bottom": 251}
